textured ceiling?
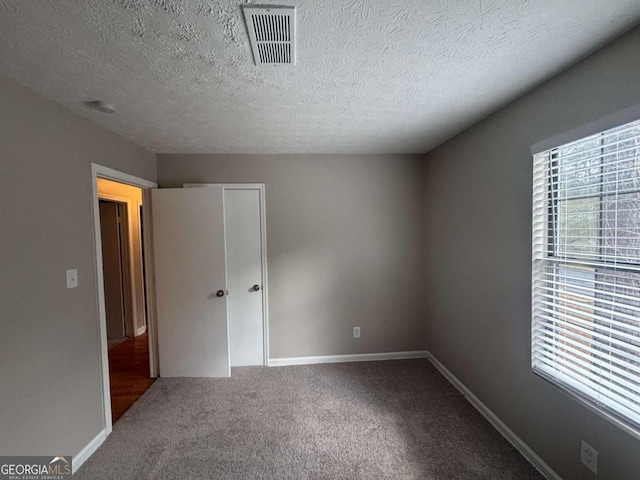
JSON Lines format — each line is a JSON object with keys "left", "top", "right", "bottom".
{"left": 1, "top": 1, "right": 640, "bottom": 154}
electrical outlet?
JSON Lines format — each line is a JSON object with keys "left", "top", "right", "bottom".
{"left": 353, "top": 326, "right": 361, "bottom": 338}
{"left": 580, "top": 441, "right": 598, "bottom": 475}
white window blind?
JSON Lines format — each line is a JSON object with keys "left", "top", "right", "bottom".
{"left": 532, "top": 118, "right": 640, "bottom": 433}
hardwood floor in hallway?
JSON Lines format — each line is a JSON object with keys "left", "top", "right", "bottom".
{"left": 108, "top": 332, "right": 154, "bottom": 423}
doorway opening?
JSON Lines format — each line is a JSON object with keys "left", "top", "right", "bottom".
{"left": 91, "top": 165, "right": 158, "bottom": 433}
{"left": 98, "top": 179, "right": 152, "bottom": 423}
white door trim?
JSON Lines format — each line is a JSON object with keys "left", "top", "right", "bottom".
{"left": 91, "top": 163, "right": 158, "bottom": 435}
{"left": 183, "top": 183, "right": 270, "bottom": 366}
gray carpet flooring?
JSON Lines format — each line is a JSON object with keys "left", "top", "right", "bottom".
{"left": 77, "top": 359, "right": 543, "bottom": 479}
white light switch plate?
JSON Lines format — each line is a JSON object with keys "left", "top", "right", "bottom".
{"left": 66, "top": 269, "right": 78, "bottom": 289}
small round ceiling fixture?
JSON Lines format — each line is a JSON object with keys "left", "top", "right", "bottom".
{"left": 89, "top": 101, "right": 116, "bottom": 114}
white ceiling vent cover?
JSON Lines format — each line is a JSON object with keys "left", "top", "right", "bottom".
{"left": 243, "top": 6, "right": 296, "bottom": 66}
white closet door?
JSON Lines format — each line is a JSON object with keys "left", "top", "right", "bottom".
{"left": 151, "top": 187, "right": 230, "bottom": 377}
{"left": 225, "top": 189, "right": 264, "bottom": 366}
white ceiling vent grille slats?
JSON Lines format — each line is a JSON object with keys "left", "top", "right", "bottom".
{"left": 243, "top": 6, "right": 296, "bottom": 66}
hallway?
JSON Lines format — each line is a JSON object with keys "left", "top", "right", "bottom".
{"left": 109, "top": 332, "right": 154, "bottom": 423}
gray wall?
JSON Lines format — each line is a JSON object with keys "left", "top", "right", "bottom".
{"left": 157, "top": 154, "right": 426, "bottom": 359}
{"left": 423, "top": 27, "right": 640, "bottom": 480}
{"left": 0, "top": 76, "right": 156, "bottom": 456}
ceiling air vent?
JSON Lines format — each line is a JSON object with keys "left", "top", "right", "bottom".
{"left": 242, "top": 6, "right": 296, "bottom": 66}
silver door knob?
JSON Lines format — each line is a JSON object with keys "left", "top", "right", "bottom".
{"left": 216, "top": 290, "right": 225, "bottom": 297}
{"left": 252, "top": 284, "right": 260, "bottom": 291}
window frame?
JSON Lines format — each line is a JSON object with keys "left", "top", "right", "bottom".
{"left": 531, "top": 118, "right": 640, "bottom": 441}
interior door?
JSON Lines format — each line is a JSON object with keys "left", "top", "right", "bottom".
{"left": 151, "top": 187, "right": 230, "bottom": 377}
{"left": 99, "top": 200, "right": 127, "bottom": 339}
{"left": 225, "top": 189, "right": 264, "bottom": 366}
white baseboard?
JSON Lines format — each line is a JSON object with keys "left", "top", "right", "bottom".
{"left": 73, "top": 429, "right": 107, "bottom": 474}
{"left": 425, "top": 352, "right": 562, "bottom": 480}
{"left": 136, "top": 325, "right": 147, "bottom": 336}
{"left": 268, "top": 350, "right": 429, "bottom": 367}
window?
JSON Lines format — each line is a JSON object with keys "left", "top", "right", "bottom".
{"left": 532, "top": 118, "right": 640, "bottom": 434}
